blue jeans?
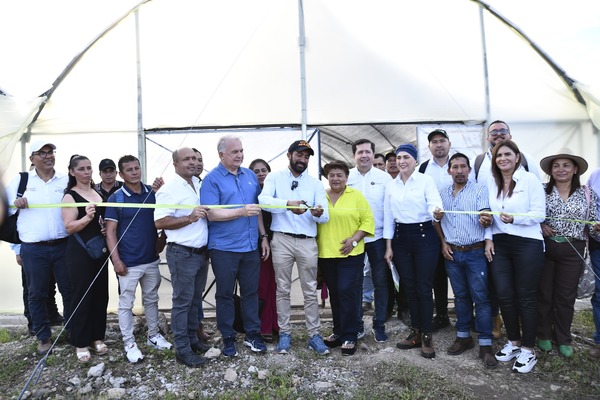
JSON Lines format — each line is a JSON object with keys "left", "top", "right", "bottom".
{"left": 210, "top": 249, "right": 261, "bottom": 339}
{"left": 362, "top": 257, "right": 374, "bottom": 303}
{"left": 445, "top": 246, "right": 492, "bottom": 346}
{"left": 490, "top": 234, "right": 544, "bottom": 348}
{"left": 21, "top": 241, "right": 72, "bottom": 342}
{"left": 589, "top": 240, "right": 600, "bottom": 344}
{"left": 391, "top": 222, "right": 439, "bottom": 333}
{"left": 166, "top": 244, "right": 209, "bottom": 353}
{"left": 320, "top": 255, "right": 364, "bottom": 342}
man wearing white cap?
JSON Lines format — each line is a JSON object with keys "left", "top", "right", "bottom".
{"left": 6, "top": 140, "right": 73, "bottom": 356}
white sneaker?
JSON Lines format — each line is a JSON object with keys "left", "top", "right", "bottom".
{"left": 124, "top": 342, "right": 144, "bottom": 363}
{"left": 512, "top": 349, "right": 537, "bottom": 373}
{"left": 495, "top": 341, "right": 521, "bottom": 362}
{"left": 147, "top": 333, "right": 173, "bottom": 350}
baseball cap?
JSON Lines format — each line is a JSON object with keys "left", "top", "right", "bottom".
{"left": 288, "top": 140, "right": 314, "bottom": 156}
{"left": 99, "top": 158, "right": 116, "bottom": 171}
{"left": 29, "top": 140, "right": 56, "bottom": 155}
{"left": 427, "top": 129, "right": 449, "bottom": 142}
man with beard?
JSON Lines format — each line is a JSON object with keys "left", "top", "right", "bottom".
{"left": 419, "top": 129, "right": 453, "bottom": 331}
{"left": 258, "top": 140, "right": 330, "bottom": 355}
{"left": 433, "top": 153, "right": 497, "bottom": 368}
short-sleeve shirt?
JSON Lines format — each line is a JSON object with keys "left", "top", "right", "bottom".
{"left": 105, "top": 184, "right": 159, "bottom": 267}
{"left": 200, "top": 163, "right": 261, "bottom": 252}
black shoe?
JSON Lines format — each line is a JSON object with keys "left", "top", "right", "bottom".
{"left": 431, "top": 314, "right": 450, "bottom": 332}
{"left": 341, "top": 341, "right": 357, "bottom": 356}
{"left": 175, "top": 351, "right": 207, "bottom": 368}
{"left": 191, "top": 340, "right": 211, "bottom": 353}
{"left": 479, "top": 346, "right": 498, "bottom": 369}
{"left": 49, "top": 313, "right": 64, "bottom": 326}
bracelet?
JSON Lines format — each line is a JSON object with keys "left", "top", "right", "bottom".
{"left": 260, "top": 234, "right": 268, "bottom": 239}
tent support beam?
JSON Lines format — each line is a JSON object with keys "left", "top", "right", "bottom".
{"left": 135, "top": 10, "right": 147, "bottom": 183}
{"left": 298, "top": 0, "right": 308, "bottom": 140}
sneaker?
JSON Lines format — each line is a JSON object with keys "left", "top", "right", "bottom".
{"left": 244, "top": 334, "right": 267, "bottom": 353}
{"left": 512, "top": 348, "right": 537, "bottom": 373}
{"left": 175, "top": 351, "right": 207, "bottom": 368}
{"left": 372, "top": 326, "right": 388, "bottom": 343}
{"left": 147, "top": 333, "right": 173, "bottom": 350}
{"left": 495, "top": 341, "right": 521, "bottom": 362}
{"left": 276, "top": 333, "right": 291, "bottom": 354}
{"left": 357, "top": 329, "right": 366, "bottom": 340}
{"left": 308, "top": 335, "right": 330, "bottom": 355}
{"left": 124, "top": 342, "right": 144, "bottom": 363}
{"left": 223, "top": 336, "right": 238, "bottom": 357}
{"left": 447, "top": 337, "right": 474, "bottom": 355}
{"left": 431, "top": 314, "right": 450, "bottom": 332}
{"left": 37, "top": 339, "right": 52, "bottom": 356}
{"left": 396, "top": 329, "right": 421, "bottom": 350}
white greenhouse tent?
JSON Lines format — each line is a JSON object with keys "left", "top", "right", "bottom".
{"left": 0, "top": 0, "right": 599, "bottom": 312}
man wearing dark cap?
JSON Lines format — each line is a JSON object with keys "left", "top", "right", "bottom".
{"left": 6, "top": 140, "right": 73, "bottom": 356}
{"left": 258, "top": 139, "right": 330, "bottom": 355}
{"left": 95, "top": 158, "right": 123, "bottom": 201}
{"left": 419, "top": 129, "right": 453, "bottom": 332}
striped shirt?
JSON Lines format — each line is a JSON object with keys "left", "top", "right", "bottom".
{"left": 439, "top": 181, "right": 489, "bottom": 246}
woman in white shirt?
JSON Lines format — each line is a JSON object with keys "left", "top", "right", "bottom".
{"left": 384, "top": 143, "right": 442, "bottom": 359}
{"left": 480, "top": 139, "right": 545, "bottom": 374}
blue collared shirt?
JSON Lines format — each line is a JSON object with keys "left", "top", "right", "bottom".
{"left": 439, "top": 181, "right": 489, "bottom": 246}
{"left": 258, "top": 168, "right": 328, "bottom": 237}
{"left": 200, "top": 163, "right": 261, "bottom": 252}
{"left": 105, "top": 184, "right": 159, "bottom": 266}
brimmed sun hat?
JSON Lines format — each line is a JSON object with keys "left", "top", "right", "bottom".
{"left": 539, "top": 147, "right": 588, "bottom": 176}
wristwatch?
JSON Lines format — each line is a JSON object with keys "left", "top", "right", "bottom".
{"left": 351, "top": 240, "right": 358, "bottom": 247}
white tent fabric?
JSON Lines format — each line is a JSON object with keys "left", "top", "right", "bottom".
{"left": 0, "top": 0, "right": 599, "bottom": 312}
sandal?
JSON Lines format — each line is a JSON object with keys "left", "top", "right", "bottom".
{"left": 76, "top": 348, "right": 91, "bottom": 363}
{"left": 341, "top": 340, "right": 357, "bottom": 356}
{"left": 89, "top": 341, "right": 108, "bottom": 356}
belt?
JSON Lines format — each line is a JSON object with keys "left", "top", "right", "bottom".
{"left": 168, "top": 242, "right": 208, "bottom": 255}
{"left": 279, "top": 231, "right": 314, "bottom": 239}
{"left": 449, "top": 241, "right": 485, "bottom": 252}
{"left": 28, "top": 237, "right": 68, "bottom": 246}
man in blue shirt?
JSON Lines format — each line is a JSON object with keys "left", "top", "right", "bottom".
{"left": 433, "top": 153, "right": 497, "bottom": 369}
{"left": 105, "top": 155, "right": 173, "bottom": 364}
{"left": 200, "top": 135, "right": 270, "bottom": 357}
{"left": 258, "top": 139, "right": 329, "bottom": 355}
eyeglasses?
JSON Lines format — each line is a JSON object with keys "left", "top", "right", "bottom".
{"left": 33, "top": 150, "right": 56, "bottom": 158}
{"left": 489, "top": 128, "right": 510, "bottom": 137}
{"left": 291, "top": 180, "right": 298, "bottom": 191}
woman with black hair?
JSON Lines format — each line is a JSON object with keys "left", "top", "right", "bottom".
{"left": 62, "top": 155, "right": 109, "bottom": 363}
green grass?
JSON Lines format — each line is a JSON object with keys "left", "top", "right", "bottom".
{"left": 0, "top": 328, "right": 13, "bottom": 343}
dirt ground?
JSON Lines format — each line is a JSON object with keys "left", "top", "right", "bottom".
{"left": 1, "top": 302, "right": 599, "bottom": 400}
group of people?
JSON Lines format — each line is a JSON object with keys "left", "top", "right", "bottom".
{"left": 5, "top": 121, "right": 600, "bottom": 374}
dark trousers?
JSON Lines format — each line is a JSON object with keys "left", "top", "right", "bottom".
{"left": 433, "top": 250, "right": 448, "bottom": 316}
{"left": 537, "top": 239, "right": 585, "bottom": 345}
{"left": 391, "top": 222, "right": 440, "bottom": 333}
{"left": 22, "top": 266, "right": 60, "bottom": 330}
{"left": 320, "top": 255, "right": 363, "bottom": 342}
{"left": 21, "top": 241, "right": 73, "bottom": 342}
{"left": 364, "top": 239, "right": 389, "bottom": 327}
{"left": 491, "top": 234, "right": 544, "bottom": 348}
{"left": 210, "top": 249, "right": 261, "bottom": 339}
{"left": 66, "top": 239, "right": 108, "bottom": 348}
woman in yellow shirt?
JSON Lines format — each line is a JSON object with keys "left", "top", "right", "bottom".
{"left": 318, "top": 160, "right": 374, "bottom": 355}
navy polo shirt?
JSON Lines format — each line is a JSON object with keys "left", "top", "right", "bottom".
{"left": 200, "top": 163, "right": 260, "bottom": 252}
{"left": 105, "top": 184, "right": 159, "bottom": 266}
